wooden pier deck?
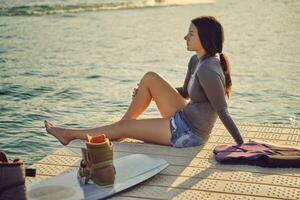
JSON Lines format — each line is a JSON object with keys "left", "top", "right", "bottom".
{"left": 26, "top": 122, "right": 300, "bottom": 200}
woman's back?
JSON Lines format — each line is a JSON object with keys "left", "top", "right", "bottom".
{"left": 181, "top": 55, "right": 226, "bottom": 141}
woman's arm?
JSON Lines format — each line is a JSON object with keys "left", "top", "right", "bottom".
{"left": 176, "top": 87, "right": 189, "bottom": 98}
{"left": 197, "top": 69, "right": 244, "bottom": 145}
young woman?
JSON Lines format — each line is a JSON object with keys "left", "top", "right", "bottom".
{"left": 45, "top": 16, "right": 244, "bottom": 148}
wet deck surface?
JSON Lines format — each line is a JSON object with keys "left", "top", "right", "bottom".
{"left": 27, "top": 122, "right": 300, "bottom": 200}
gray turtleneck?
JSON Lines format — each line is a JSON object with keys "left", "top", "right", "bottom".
{"left": 176, "top": 55, "right": 244, "bottom": 145}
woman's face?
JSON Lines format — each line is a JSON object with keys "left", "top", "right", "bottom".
{"left": 184, "top": 23, "right": 205, "bottom": 56}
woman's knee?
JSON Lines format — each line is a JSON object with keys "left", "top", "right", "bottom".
{"left": 142, "top": 71, "right": 161, "bottom": 83}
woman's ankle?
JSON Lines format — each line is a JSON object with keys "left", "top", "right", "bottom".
{"left": 64, "top": 129, "right": 76, "bottom": 142}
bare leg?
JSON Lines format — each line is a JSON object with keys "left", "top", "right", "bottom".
{"left": 45, "top": 118, "right": 171, "bottom": 146}
{"left": 122, "top": 72, "right": 187, "bottom": 120}
{"left": 45, "top": 72, "right": 186, "bottom": 146}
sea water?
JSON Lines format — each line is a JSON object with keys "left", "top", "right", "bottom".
{"left": 1, "top": 0, "right": 299, "bottom": 165}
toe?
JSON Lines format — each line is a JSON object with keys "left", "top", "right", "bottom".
{"left": 45, "top": 120, "right": 54, "bottom": 127}
{"left": 44, "top": 120, "right": 51, "bottom": 129}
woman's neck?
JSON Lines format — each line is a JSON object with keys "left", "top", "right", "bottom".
{"left": 196, "top": 50, "right": 205, "bottom": 60}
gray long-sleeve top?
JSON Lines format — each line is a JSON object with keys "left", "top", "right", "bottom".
{"left": 177, "top": 55, "right": 244, "bottom": 145}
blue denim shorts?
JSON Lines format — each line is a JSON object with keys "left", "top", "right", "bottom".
{"left": 169, "top": 111, "right": 204, "bottom": 148}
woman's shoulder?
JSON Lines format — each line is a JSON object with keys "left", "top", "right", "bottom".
{"left": 201, "top": 55, "right": 219, "bottom": 65}
{"left": 199, "top": 55, "right": 222, "bottom": 72}
{"left": 197, "top": 55, "right": 225, "bottom": 80}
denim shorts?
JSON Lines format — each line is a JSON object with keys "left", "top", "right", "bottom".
{"left": 169, "top": 111, "right": 204, "bottom": 148}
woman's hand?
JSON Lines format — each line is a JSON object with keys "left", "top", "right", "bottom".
{"left": 132, "top": 83, "right": 139, "bottom": 98}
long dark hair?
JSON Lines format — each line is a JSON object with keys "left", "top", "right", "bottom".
{"left": 191, "top": 16, "right": 232, "bottom": 98}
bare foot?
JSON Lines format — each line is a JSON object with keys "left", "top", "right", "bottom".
{"left": 44, "top": 120, "right": 73, "bottom": 145}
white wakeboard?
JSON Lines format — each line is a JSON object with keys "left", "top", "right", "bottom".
{"left": 28, "top": 154, "right": 168, "bottom": 200}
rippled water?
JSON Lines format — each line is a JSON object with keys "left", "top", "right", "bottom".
{"left": 1, "top": 0, "right": 299, "bottom": 165}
